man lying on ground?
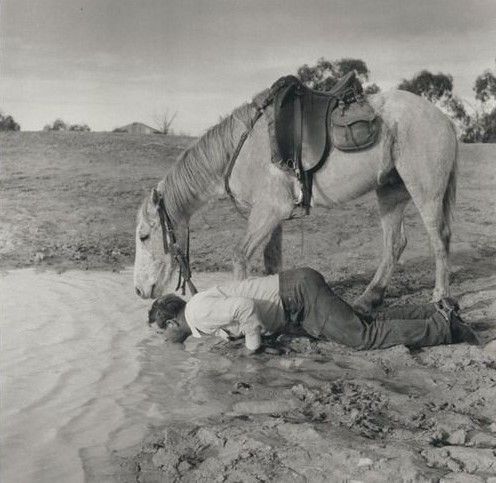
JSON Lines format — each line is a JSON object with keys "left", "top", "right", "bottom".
{"left": 148, "top": 267, "right": 480, "bottom": 351}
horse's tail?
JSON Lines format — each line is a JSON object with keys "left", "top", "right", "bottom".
{"left": 441, "top": 133, "right": 458, "bottom": 254}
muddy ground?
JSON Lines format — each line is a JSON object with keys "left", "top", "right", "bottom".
{"left": 2, "top": 133, "right": 496, "bottom": 481}
{"left": 116, "top": 274, "right": 496, "bottom": 482}
{"left": 122, "top": 339, "right": 496, "bottom": 482}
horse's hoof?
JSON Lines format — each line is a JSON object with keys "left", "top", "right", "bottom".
{"left": 431, "top": 291, "right": 451, "bottom": 304}
{"left": 353, "top": 293, "right": 382, "bottom": 316}
{"left": 352, "top": 299, "right": 373, "bottom": 316}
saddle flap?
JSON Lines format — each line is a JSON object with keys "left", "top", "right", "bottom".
{"left": 301, "top": 90, "right": 334, "bottom": 171}
{"left": 273, "top": 75, "right": 337, "bottom": 172}
{"left": 274, "top": 80, "right": 299, "bottom": 166}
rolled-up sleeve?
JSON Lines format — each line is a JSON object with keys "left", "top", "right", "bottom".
{"left": 225, "top": 297, "right": 263, "bottom": 350}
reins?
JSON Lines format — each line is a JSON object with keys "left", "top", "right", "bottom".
{"left": 153, "top": 188, "right": 198, "bottom": 296}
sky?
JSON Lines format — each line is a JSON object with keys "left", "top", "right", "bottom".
{"left": 1, "top": 0, "right": 495, "bottom": 134}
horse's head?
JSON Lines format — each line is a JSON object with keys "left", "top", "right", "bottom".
{"left": 134, "top": 188, "right": 184, "bottom": 299}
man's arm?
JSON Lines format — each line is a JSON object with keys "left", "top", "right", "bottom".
{"left": 221, "top": 296, "right": 264, "bottom": 351}
{"left": 244, "top": 325, "right": 262, "bottom": 352}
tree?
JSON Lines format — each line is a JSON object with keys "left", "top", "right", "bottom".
{"left": 397, "top": 70, "right": 473, "bottom": 139}
{"left": 0, "top": 112, "right": 20, "bottom": 131}
{"left": 52, "top": 119, "right": 68, "bottom": 131}
{"left": 462, "top": 106, "right": 496, "bottom": 143}
{"left": 398, "top": 70, "right": 453, "bottom": 101}
{"left": 439, "top": 95, "right": 472, "bottom": 139}
{"left": 153, "top": 109, "right": 177, "bottom": 135}
{"left": 44, "top": 119, "right": 68, "bottom": 131}
{"left": 364, "top": 83, "right": 380, "bottom": 95}
{"left": 43, "top": 119, "right": 90, "bottom": 131}
{"left": 462, "top": 62, "right": 496, "bottom": 142}
{"left": 69, "top": 124, "right": 90, "bottom": 132}
{"left": 474, "top": 69, "right": 496, "bottom": 104}
{"left": 334, "top": 58, "right": 369, "bottom": 82}
{"left": 297, "top": 57, "right": 377, "bottom": 93}
{"left": 480, "top": 108, "right": 496, "bottom": 142}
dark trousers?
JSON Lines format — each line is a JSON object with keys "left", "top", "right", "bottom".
{"left": 279, "top": 268, "right": 451, "bottom": 350}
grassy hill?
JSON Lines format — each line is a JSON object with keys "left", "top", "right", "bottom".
{"left": 1, "top": 131, "right": 265, "bottom": 274}
{"left": 0, "top": 132, "right": 194, "bottom": 270}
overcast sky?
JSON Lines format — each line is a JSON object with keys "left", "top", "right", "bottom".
{"left": 1, "top": 0, "right": 495, "bottom": 133}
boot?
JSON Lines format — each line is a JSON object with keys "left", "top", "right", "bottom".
{"left": 450, "top": 314, "right": 481, "bottom": 346}
{"left": 435, "top": 298, "right": 481, "bottom": 346}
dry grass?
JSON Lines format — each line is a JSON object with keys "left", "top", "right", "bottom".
{"left": 0, "top": 132, "right": 192, "bottom": 270}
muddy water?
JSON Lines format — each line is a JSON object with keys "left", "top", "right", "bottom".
{"left": 3, "top": 269, "right": 496, "bottom": 482}
{"left": 0, "top": 268, "right": 235, "bottom": 483}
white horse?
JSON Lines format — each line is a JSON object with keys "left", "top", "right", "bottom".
{"left": 134, "top": 87, "right": 457, "bottom": 313}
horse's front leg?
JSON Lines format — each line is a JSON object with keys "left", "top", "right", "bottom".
{"left": 263, "top": 224, "right": 283, "bottom": 274}
{"left": 233, "top": 206, "right": 289, "bottom": 280}
{"left": 353, "top": 184, "right": 410, "bottom": 314}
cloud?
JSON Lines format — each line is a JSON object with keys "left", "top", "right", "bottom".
{"left": 2, "top": 0, "right": 495, "bottom": 132}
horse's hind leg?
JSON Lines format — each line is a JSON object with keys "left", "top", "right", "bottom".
{"left": 263, "top": 224, "right": 283, "bottom": 274}
{"left": 405, "top": 194, "right": 452, "bottom": 302}
{"left": 353, "top": 182, "right": 411, "bottom": 314}
{"left": 395, "top": 146, "right": 456, "bottom": 303}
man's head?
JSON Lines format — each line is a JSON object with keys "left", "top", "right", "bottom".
{"left": 148, "top": 294, "right": 191, "bottom": 343}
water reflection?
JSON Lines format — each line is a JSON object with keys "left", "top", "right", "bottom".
{"left": 0, "top": 269, "right": 238, "bottom": 483}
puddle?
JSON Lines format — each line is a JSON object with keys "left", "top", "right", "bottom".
{"left": 2, "top": 268, "right": 495, "bottom": 482}
{"left": 0, "top": 268, "right": 233, "bottom": 483}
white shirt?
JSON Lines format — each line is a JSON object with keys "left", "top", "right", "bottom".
{"left": 184, "top": 275, "right": 286, "bottom": 350}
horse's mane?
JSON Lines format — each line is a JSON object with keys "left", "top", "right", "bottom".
{"left": 148, "top": 102, "right": 257, "bottom": 222}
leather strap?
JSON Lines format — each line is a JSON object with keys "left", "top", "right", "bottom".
{"left": 155, "top": 189, "right": 198, "bottom": 296}
{"left": 293, "top": 87, "right": 302, "bottom": 179}
{"left": 224, "top": 107, "right": 264, "bottom": 203}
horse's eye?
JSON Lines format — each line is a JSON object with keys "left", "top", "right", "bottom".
{"left": 140, "top": 234, "right": 150, "bottom": 242}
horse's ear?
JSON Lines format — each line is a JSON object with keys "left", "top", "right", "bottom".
{"left": 152, "top": 188, "right": 160, "bottom": 205}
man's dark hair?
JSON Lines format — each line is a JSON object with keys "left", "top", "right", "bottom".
{"left": 148, "top": 294, "right": 187, "bottom": 328}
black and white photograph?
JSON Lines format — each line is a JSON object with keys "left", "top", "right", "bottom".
{"left": 1, "top": 1, "right": 496, "bottom": 481}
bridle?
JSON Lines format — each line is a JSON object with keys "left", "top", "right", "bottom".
{"left": 152, "top": 188, "right": 198, "bottom": 296}
{"left": 151, "top": 102, "right": 269, "bottom": 297}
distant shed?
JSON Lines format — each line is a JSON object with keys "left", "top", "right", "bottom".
{"left": 115, "top": 122, "right": 160, "bottom": 134}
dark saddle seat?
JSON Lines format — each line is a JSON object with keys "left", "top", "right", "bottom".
{"left": 272, "top": 71, "right": 361, "bottom": 172}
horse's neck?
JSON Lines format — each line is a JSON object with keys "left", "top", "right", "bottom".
{"left": 168, "top": 140, "right": 249, "bottom": 222}
{"left": 161, "top": 104, "right": 257, "bottom": 222}
{"left": 161, "top": 167, "right": 224, "bottom": 225}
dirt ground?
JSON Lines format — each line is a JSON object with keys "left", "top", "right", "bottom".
{"left": 2, "top": 133, "right": 496, "bottom": 481}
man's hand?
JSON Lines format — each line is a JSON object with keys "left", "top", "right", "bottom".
{"left": 244, "top": 326, "right": 262, "bottom": 352}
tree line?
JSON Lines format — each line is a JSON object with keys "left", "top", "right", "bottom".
{"left": 297, "top": 57, "right": 496, "bottom": 143}
{"left": 0, "top": 114, "right": 92, "bottom": 132}
{"left": 43, "top": 119, "right": 91, "bottom": 132}
{"left": 1, "top": 58, "right": 495, "bottom": 141}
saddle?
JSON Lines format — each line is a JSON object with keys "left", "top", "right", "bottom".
{"left": 272, "top": 71, "right": 360, "bottom": 172}
{"left": 259, "top": 72, "right": 379, "bottom": 212}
